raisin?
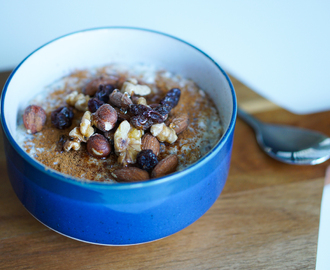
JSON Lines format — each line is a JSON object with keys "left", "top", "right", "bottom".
{"left": 51, "top": 106, "right": 74, "bottom": 130}
{"left": 152, "top": 88, "right": 181, "bottom": 117}
{"left": 148, "top": 110, "right": 165, "bottom": 123}
{"left": 154, "top": 104, "right": 172, "bottom": 116}
{"left": 128, "top": 104, "right": 165, "bottom": 130}
{"left": 131, "top": 115, "right": 154, "bottom": 130}
{"left": 136, "top": 149, "right": 158, "bottom": 171}
{"left": 94, "top": 84, "right": 114, "bottom": 103}
{"left": 88, "top": 98, "right": 104, "bottom": 113}
{"left": 129, "top": 104, "right": 150, "bottom": 116}
{"left": 160, "top": 88, "right": 181, "bottom": 109}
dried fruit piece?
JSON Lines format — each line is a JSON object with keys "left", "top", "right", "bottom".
{"left": 151, "top": 154, "right": 178, "bottom": 178}
{"left": 136, "top": 149, "right": 158, "bottom": 171}
{"left": 112, "top": 167, "right": 149, "bottom": 182}
{"left": 23, "top": 105, "right": 47, "bottom": 134}
{"left": 88, "top": 98, "right": 104, "bottom": 113}
{"left": 153, "top": 88, "right": 181, "bottom": 117}
{"left": 83, "top": 77, "right": 116, "bottom": 96}
{"left": 160, "top": 88, "right": 181, "bottom": 108}
{"left": 141, "top": 133, "right": 160, "bottom": 156}
{"left": 150, "top": 123, "right": 177, "bottom": 144}
{"left": 94, "top": 84, "right": 114, "bottom": 103}
{"left": 92, "top": 104, "right": 117, "bottom": 132}
{"left": 87, "top": 134, "right": 111, "bottom": 158}
{"left": 128, "top": 104, "right": 165, "bottom": 130}
{"left": 51, "top": 106, "right": 74, "bottom": 130}
{"left": 115, "top": 107, "right": 131, "bottom": 122}
{"left": 114, "top": 120, "right": 144, "bottom": 165}
{"left": 169, "top": 113, "right": 189, "bottom": 134}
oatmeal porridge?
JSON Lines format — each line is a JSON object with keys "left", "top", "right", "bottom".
{"left": 17, "top": 63, "right": 222, "bottom": 182}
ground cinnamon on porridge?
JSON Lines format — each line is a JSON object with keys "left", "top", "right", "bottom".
{"left": 17, "top": 64, "right": 222, "bottom": 182}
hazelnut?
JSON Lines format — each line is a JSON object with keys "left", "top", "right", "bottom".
{"left": 109, "top": 89, "right": 133, "bottom": 109}
{"left": 92, "top": 104, "right": 117, "bottom": 132}
{"left": 87, "top": 134, "right": 111, "bottom": 158}
{"left": 23, "top": 105, "right": 47, "bottom": 134}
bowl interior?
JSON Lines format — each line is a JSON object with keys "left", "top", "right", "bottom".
{"left": 1, "top": 27, "right": 235, "bottom": 176}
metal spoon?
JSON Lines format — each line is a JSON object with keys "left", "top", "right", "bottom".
{"left": 237, "top": 107, "right": 330, "bottom": 165}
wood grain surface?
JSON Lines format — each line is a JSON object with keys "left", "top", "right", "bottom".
{"left": 1, "top": 71, "right": 329, "bottom": 269}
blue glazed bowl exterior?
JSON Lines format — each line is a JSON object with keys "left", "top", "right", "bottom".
{"left": 3, "top": 127, "right": 234, "bottom": 245}
{"left": 0, "top": 27, "right": 236, "bottom": 245}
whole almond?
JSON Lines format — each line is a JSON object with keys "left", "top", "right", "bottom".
{"left": 112, "top": 167, "right": 149, "bottom": 182}
{"left": 170, "top": 113, "right": 189, "bottom": 134}
{"left": 109, "top": 89, "right": 123, "bottom": 107}
{"left": 23, "top": 105, "right": 47, "bottom": 134}
{"left": 142, "top": 133, "right": 160, "bottom": 156}
{"left": 151, "top": 154, "right": 178, "bottom": 179}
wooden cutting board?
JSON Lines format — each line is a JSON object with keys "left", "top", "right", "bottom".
{"left": 1, "top": 71, "right": 329, "bottom": 269}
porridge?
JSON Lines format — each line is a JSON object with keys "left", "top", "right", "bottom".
{"left": 17, "top": 63, "right": 222, "bottom": 182}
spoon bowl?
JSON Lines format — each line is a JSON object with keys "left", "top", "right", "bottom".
{"left": 238, "top": 107, "right": 330, "bottom": 165}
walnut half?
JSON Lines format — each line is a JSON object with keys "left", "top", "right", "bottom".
{"left": 114, "top": 120, "right": 144, "bottom": 166}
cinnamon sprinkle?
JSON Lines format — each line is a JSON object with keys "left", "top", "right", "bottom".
{"left": 19, "top": 65, "right": 222, "bottom": 182}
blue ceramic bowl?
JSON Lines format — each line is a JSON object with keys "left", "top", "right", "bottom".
{"left": 0, "top": 27, "right": 236, "bottom": 245}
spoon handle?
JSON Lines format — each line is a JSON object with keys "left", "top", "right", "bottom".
{"left": 237, "top": 107, "right": 262, "bottom": 131}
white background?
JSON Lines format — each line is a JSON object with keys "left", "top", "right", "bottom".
{"left": 1, "top": 0, "right": 329, "bottom": 114}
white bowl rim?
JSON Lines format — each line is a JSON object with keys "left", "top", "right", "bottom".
{"left": 0, "top": 26, "right": 237, "bottom": 190}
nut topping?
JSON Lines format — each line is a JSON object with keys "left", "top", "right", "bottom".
{"left": 79, "top": 111, "right": 94, "bottom": 139}
{"left": 141, "top": 133, "right": 160, "bottom": 156}
{"left": 169, "top": 113, "right": 189, "bottom": 134}
{"left": 91, "top": 104, "right": 117, "bottom": 132}
{"left": 112, "top": 167, "right": 150, "bottom": 182}
{"left": 114, "top": 120, "right": 144, "bottom": 165}
{"left": 150, "top": 123, "right": 177, "bottom": 144}
{"left": 109, "top": 89, "right": 133, "bottom": 108}
{"left": 121, "top": 80, "right": 151, "bottom": 96}
{"left": 63, "top": 111, "right": 95, "bottom": 151}
{"left": 65, "top": 91, "right": 90, "bottom": 111}
{"left": 87, "top": 134, "right": 111, "bottom": 158}
{"left": 136, "top": 97, "right": 148, "bottom": 105}
{"left": 23, "top": 105, "right": 47, "bottom": 134}
{"left": 151, "top": 154, "right": 178, "bottom": 178}
{"left": 63, "top": 139, "right": 81, "bottom": 151}
{"left": 21, "top": 65, "right": 197, "bottom": 183}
